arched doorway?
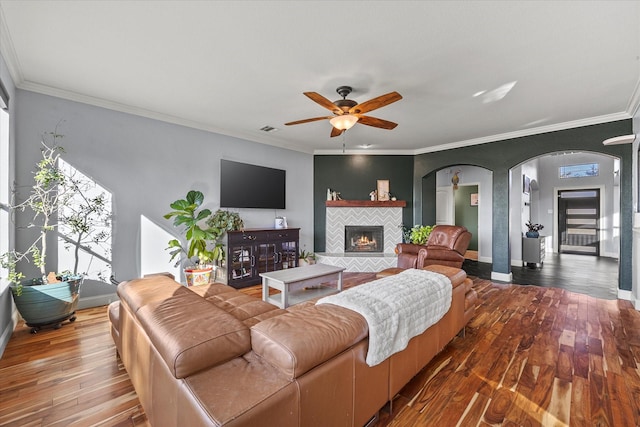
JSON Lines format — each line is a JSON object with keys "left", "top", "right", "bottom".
{"left": 509, "top": 151, "right": 620, "bottom": 298}
{"left": 422, "top": 165, "right": 493, "bottom": 263}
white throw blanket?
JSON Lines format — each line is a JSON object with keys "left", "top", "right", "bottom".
{"left": 317, "top": 269, "right": 452, "bottom": 366}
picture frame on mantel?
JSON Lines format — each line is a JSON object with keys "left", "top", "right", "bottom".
{"left": 377, "top": 180, "right": 390, "bottom": 201}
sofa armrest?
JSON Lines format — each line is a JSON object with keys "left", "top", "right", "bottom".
{"left": 251, "top": 304, "right": 368, "bottom": 379}
{"left": 396, "top": 243, "right": 422, "bottom": 255}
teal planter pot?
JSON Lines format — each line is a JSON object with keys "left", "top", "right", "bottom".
{"left": 10, "top": 275, "right": 84, "bottom": 333}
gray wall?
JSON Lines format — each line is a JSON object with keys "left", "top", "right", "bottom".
{"left": 13, "top": 90, "right": 314, "bottom": 306}
{"left": 0, "top": 52, "right": 17, "bottom": 357}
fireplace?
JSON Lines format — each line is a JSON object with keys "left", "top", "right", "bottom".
{"left": 345, "top": 226, "right": 384, "bottom": 253}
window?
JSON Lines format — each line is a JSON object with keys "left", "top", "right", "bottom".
{"left": 57, "top": 159, "right": 113, "bottom": 282}
{"left": 559, "top": 163, "right": 599, "bottom": 178}
{"left": 0, "top": 108, "right": 9, "bottom": 284}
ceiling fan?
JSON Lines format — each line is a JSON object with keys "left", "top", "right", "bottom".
{"left": 285, "top": 86, "right": 402, "bottom": 137}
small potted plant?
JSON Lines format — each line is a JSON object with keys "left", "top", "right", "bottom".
{"left": 525, "top": 221, "right": 544, "bottom": 238}
{"left": 164, "top": 190, "right": 219, "bottom": 286}
{"left": 298, "top": 249, "right": 316, "bottom": 266}
{"left": 1, "top": 129, "right": 111, "bottom": 333}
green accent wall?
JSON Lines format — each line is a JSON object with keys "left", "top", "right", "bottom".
{"left": 313, "top": 155, "right": 414, "bottom": 252}
{"left": 455, "top": 185, "right": 479, "bottom": 251}
{"left": 313, "top": 120, "right": 632, "bottom": 292}
{"left": 413, "top": 119, "right": 633, "bottom": 290}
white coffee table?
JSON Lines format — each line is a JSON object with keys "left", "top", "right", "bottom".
{"left": 260, "top": 263, "right": 346, "bottom": 308}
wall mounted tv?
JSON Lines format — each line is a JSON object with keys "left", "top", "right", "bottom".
{"left": 220, "top": 159, "right": 286, "bottom": 209}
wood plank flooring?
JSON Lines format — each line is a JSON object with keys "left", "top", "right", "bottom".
{"left": 1, "top": 273, "right": 639, "bottom": 426}
{"left": 463, "top": 253, "right": 619, "bottom": 300}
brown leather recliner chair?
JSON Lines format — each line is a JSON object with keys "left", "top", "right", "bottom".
{"left": 394, "top": 243, "right": 423, "bottom": 269}
{"left": 376, "top": 225, "right": 472, "bottom": 279}
{"left": 417, "top": 225, "right": 472, "bottom": 269}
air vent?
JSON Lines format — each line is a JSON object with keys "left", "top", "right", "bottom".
{"left": 260, "top": 125, "right": 279, "bottom": 133}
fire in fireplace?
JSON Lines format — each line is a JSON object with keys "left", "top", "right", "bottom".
{"left": 345, "top": 226, "right": 384, "bottom": 253}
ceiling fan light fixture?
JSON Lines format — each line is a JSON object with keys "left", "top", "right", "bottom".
{"left": 330, "top": 114, "right": 359, "bottom": 130}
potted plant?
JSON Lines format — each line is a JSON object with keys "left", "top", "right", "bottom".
{"left": 205, "top": 209, "right": 244, "bottom": 275}
{"left": 525, "top": 221, "right": 544, "bottom": 238}
{"left": 409, "top": 224, "right": 434, "bottom": 245}
{"left": 164, "top": 190, "right": 220, "bottom": 286}
{"left": 0, "top": 129, "right": 112, "bottom": 333}
{"left": 298, "top": 249, "right": 316, "bottom": 266}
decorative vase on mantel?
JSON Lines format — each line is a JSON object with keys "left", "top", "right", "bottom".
{"left": 525, "top": 231, "right": 539, "bottom": 238}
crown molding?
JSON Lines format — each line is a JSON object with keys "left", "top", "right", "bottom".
{"left": 15, "top": 78, "right": 635, "bottom": 158}
{"left": 313, "top": 148, "right": 417, "bottom": 155}
{"left": 0, "top": 4, "right": 23, "bottom": 87}
{"left": 412, "top": 112, "right": 632, "bottom": 155}
{"left": 314, "top": 112, "right": 632, "bottom": 156}
{"left": 17, "top": 80, "right": 316, "bottom": 155}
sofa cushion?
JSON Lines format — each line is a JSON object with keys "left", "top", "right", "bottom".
{"left": 251, "top": 304, "right": 368, "bottom": 379}
{"left": 190, "top": 282, "right": 288, "bottom": 327}
{"left": 117, "top": 276, "right": 188, "bottom": 314}
{"left": 422, "top": 265, "right": 467, "bottom": 288}
{"left": 136, "top": 288, "right": 251, "bottom": 379}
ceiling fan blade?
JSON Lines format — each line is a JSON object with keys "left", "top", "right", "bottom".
{"left": 349, "top": 92, "right": 402, "bottom": 114}
{"left": 356, "top": 115, "right": 398, "bottom": 130}
{"left": 330, "top": 127, "right": 345, "bottom": 137}
{"left": 304, "top": 92, "right": 342, "bottom": 114}
{"left": 284, "top": 116, "right": 332, "bottom": 126}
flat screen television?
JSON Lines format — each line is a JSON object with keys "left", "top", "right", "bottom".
{"left": 220, "top": 159, "right": 286, "bottom": 209}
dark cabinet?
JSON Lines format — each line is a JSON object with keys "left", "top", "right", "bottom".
{"left": 226, "top": 228, "right": 299, "bottom": 288}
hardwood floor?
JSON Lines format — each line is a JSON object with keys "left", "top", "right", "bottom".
{"left": 463, "top": 253, "right": 619, "bottom": 300}
{"left": 1, "top": 273, "right": 639, "bottom": 426}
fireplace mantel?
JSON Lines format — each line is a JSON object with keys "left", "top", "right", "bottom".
{"left": 325, "top": 200, "right": 406, "bottom": 208}
{"left": 320, "top": 201, "right": 404, "bottom": 271}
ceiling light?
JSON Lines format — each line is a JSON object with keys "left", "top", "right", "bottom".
{"left": 359, "top": 144, "right": 372, "bottom": 149}
{"left": 330, "top": 115, "right": 359, "bottom": 130}
{"left": 602, "top": 134, "right": 636, "bottom": 145}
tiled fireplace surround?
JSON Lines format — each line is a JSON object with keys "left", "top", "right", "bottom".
{"left": 315, "top": 200, "right": 405, "bottom": 272}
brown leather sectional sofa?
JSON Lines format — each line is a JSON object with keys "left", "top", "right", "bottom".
{"left": 108, "top": 265, "right": 477, "bottom": 426}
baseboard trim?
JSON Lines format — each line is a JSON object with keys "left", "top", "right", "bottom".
{"left": 0, "top": 307, "right": 19, "bottom": 357}
{"left": 478, "top": 256, "right": 492, "bottom": 263}
{"left": 617, "top": 289, "right": 631, "bottom": 301}
{"left": 491, "top": 271, "right": 513, "bottom": 283}
{"left": 617, "top": 289, "right": 636, "bottom": 307}
{"left": 77, "top": 292, "right": 118, "bottom": 310}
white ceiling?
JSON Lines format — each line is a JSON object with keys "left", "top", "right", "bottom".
{"left": 1, "top": 1, "right": 639, "bottom": 154}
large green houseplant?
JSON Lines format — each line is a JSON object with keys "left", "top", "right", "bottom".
{"left": 405, "top": 224, "right": 434, "bottom": 245}
{"left": 164, "top": 191, "right": 243, "bottom": 285}
{"left": 1, "top": 129, "right": 112, "bottom": 333}
{"left": 206, "top": 208, "right": 244, "bottom": 263}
